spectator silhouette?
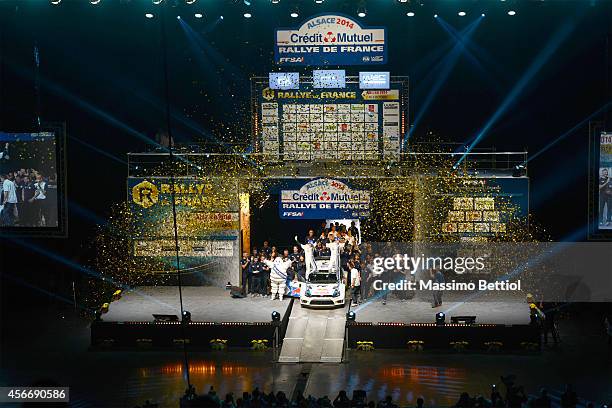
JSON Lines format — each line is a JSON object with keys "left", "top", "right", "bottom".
{"left": 333, "top": 391, "right": 351, "bottom": 408}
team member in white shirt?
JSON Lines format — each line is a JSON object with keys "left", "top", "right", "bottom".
{"left": 295, "top": 236, "right": 317, "bottom": 279}
{"left": 2, "top": 172, "right": 18, "bottom": 226}
{"left": 326, "top": 236, "right": 345, "bottom": 278}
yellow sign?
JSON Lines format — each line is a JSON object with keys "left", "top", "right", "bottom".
{"left": 132, "top": 180, "right": 159, "bottom": 208}
{"left": 361, "top": 90, "right": 399, "bottom": 100}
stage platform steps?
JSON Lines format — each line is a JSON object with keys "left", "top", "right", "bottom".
{"left": 279, "top": 303, "right": 348, "bottom": 363}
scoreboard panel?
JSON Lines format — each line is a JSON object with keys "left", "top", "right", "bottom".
{"left": 253, "top": 77, "right": 408, "bottom": 162}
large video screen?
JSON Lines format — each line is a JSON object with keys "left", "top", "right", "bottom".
{"left": 598, "top": 132, "right": 612, "bottom": 230}
{"left": 0, "top": 131, "right": 63, "bottom": 233}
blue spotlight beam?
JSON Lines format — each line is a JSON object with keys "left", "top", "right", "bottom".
{"left": 454, "top": 18, "right": 578, "bottom": 168}
{"left": 68, "top": 135, "right": 128, "bottom": 165}
{"left": 443, "top": 225, "right": 589, "bottom": 315}
{"left": 436, "top": 17, "right": 504, "bottom": 95}
{"left": 8, "top": 238, "right": 179, "bottom": 311}
{"left": 408, "top": 17, "right": 483, "bottom": 144}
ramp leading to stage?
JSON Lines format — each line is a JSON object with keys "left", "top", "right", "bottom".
{"left": 279, "top": 304, "right": 347, "bottom": 363}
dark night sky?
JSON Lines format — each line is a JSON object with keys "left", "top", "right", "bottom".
{"left": 0, "top": 0, "right": 610, "bottom": 295}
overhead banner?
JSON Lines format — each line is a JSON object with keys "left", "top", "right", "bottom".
{"left": 275, "top": 14, "right": 387, "bottom": 66}
{"left": 280, "top": 178, "right": 370, "bottom": 219}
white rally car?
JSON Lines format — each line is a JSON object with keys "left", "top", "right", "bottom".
{"left": 299, "top": 257, "right": 346, "bottom": 308}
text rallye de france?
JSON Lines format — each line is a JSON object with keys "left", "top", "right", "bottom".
{"left": 275, "top": 14, "right": 387, "bottom": 66}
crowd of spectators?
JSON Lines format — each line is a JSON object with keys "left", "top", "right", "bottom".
{"left": 167, "top": 380, "right": 604, "bottom": 408}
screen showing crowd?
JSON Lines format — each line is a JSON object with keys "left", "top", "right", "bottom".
{"left": 0, "top": 132, "right": 59, "bottom": 228}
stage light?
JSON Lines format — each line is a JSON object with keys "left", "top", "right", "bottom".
{"left": 357, "top": 8, "right": 366, "bottom": 17}
{"left": 194, "top": 13, "right": 203, "bottom": 18}
{"left": 186, "top": 0, "right": 196, "bottom": 4}
{"left": 145, "top": 13, "right": 154, "bottom": 18}
{"left": 398, "top": 0, "right": 408, "bottom": 3}
{"left": 177, "top": 15, "right": 181, "bottom": 19}
{"left": 315, "top": 0, "right": 324, "bottom": 3}
{"left": 407, "top": 11, "right": 415, "bottom": 17}
{"left": 243, "top": 12, "right": 252, "bottom": 18}
{"left": 347, "top": 311, "right": 356, "bottom": 321}
{"left": 90, "top": 0, "right": 101, "bottom": 4}
{"left": 182, "top": 310, "right": 192, "bottom": 323}
{"left": 152, "top": 0, "right": 163, "bottom": 4}
{"left": 458, "top": 11, "right": 466, "bottom": 16}
{"left": 50, "top": 0, "right": 61, "bottom": 4}
{"left": 290, "top": 6, "right": 299, "bottom": 18}
{"left": 434, "top": 14, "right": 438, "bottom": 18}
{"left": 436, "top": 312, "right": 445, "bottom": 325}
{"left": 271, "top": 311, "right": 281, "bottom": 322}
{"left": 508, "top": 10, "right": 516, "bottom": 15}
{"left": 481, "top": 13, "right": 486, "bottom": 17}
{"left": 220, "top": 15, "right": 224, "bottom": 20}
{"left": 271, "top": 0, "right": 280, "bottom": 3}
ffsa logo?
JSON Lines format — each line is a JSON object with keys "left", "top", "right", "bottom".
{"left": 279, "top": 57, "right": 304, "bottom": 64}
{"left": 283, "top": 211, "right": 304, "bottom": 217}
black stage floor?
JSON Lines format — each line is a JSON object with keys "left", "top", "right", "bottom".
{"left": 104, "top": 287, "right": 528, "bottom": 326}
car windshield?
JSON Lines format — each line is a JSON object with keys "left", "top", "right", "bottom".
{"left": 308, "top": 273, "right": 338, "bottom": 283}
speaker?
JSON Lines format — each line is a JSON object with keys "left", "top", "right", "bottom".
{"left": 230, "top": 286, "right": 246, "bottom": 298}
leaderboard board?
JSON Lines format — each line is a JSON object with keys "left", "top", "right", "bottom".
{"left": 253, "top": 77, "right": 408, "bottom": 162}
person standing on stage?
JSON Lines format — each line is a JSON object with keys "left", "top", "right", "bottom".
{"left": 430, "top": 268, "right": 445, "bottom": 307}
{"left": 32, "top": 173, "right": 47, "bottom": 226}
{"left": 326, "top": 237, "right": 345, "bottom": 279}
{"left": 252, "top": 254, "right": 267, "bottom": 296}
{"left": 305, "top": 229, "right": 317, "bottom": 244}
{"left": 295, "top": 235, "right": 317, "bottom": 279}
{"left": 361, "top": 254, "right": 373, "bottom": 301}
{"left": 349, "top": 261, "right": 361, "bottom": 305}
{"left": 540, "top": 302, "right": 559, "bottom": 346}
{"left": 2, "top": 172, "right": 18, "bottom": 226}
{"left": 264, "top": 256, "right": 292, "bottom": 301}
{"left": 349, "top": 221, "right": 359, "bottom": 243}
{"left": 599, "top": 168, "right": 612, "bottom": 226}
{"left": 45, "top": 174, "right": 58, "bottom": 227}
{"left": 20, "top": 175, "right": 35, "bottom": 226}
{"left": 295, "top": 255, "right": 306, "bottom": 281}
{"left": 241, "top": 252, "right": 250, "bottom": 294}
{"left": 289, "top": 245, "right": 302, "bottom": 263}
{"left": 317, "top": 221, "right": 327, "bottom": 238}
{"left": 261, "top": 240, "right": 272, "bottom": 258}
